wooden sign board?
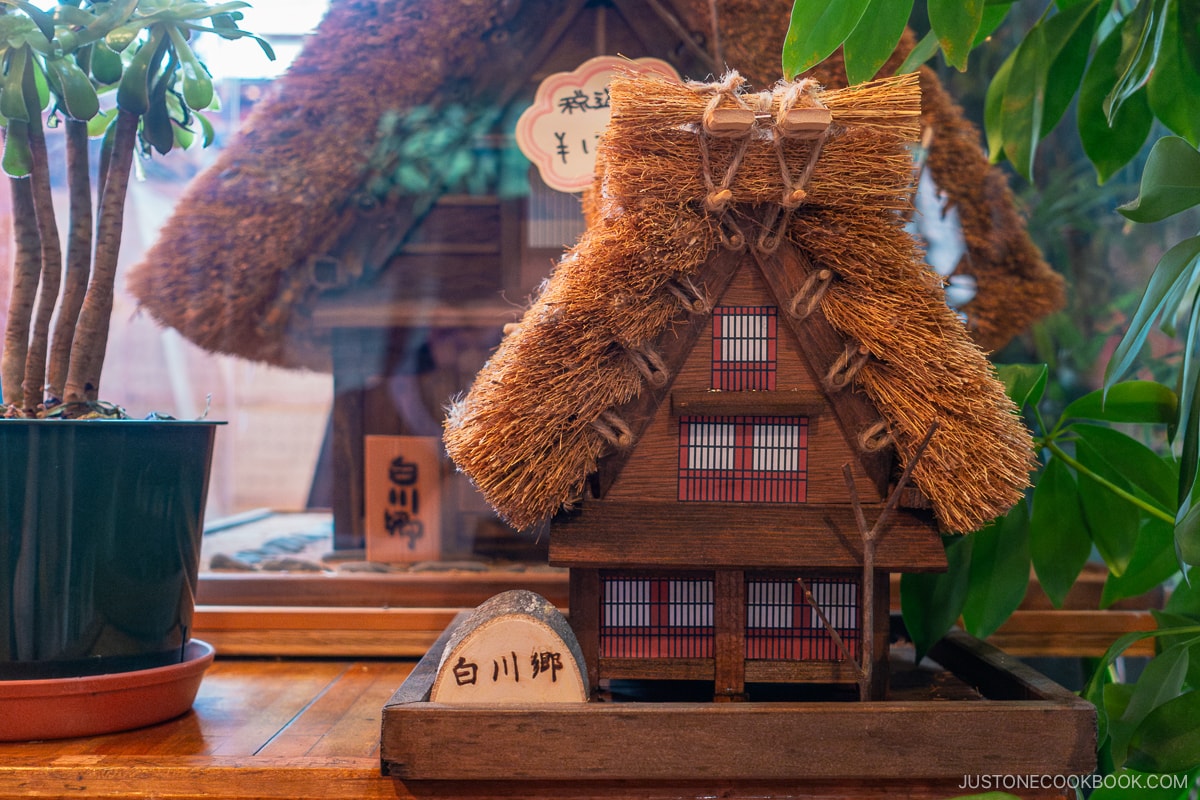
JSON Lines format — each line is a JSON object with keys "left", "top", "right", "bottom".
{"left": 515, "top": 55, "right": 680, "bottom": 193}
{"left": 431, "top": 590, "right": 588, "bottom": 703}
{"left": 364, "top": 435, "right": 442, "bottom": 563}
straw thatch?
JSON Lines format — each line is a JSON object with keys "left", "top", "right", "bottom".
{"left": 444, "top": 71, "right": 1034, "bottom": 535}
{"left": 126, "top": 0, "right": 1060, "bottom": 372}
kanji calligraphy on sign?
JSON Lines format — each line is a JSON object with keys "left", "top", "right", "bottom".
{"left": 364, "top": 435, "right": 442, "bottom": 563}
{"left": 515, "top": 55, "right": 680, "bottom": 193}
{"left": 431, "top": 590, "right": 588, "bottom": 703}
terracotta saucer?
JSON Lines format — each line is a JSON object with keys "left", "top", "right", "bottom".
{"left": 0, "top": 639, "right": 214, "bottom": 741}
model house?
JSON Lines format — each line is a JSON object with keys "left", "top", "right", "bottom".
{"left": 445, "top": 69, "right": 1036, "bottom": 701}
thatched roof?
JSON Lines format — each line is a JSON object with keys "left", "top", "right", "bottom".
{"left": 444, "top": 71, "right": 1035, "bottom": 534}
{"left": 125, "top": 0, "right": 1061, "bottom": 372}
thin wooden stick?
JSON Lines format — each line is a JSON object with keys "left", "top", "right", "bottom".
{"left": 795, "top": 575, "right": 864, "bottom": 679}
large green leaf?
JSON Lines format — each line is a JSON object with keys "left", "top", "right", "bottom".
{"left": 1105, "top": 236, "right": 1200, "bottom": 391}
{"left": 1000, "top": 22, "right": 1048, "bottom": 180}
{"left": 1183, "top": 0, "right": 1200, "bottom": 75}
{"left": 896, "top": 29, "right": 939, "bottom": 74}
{"left": 1103, "top": 681, "right": 1137, "bottom": 767}
{"left": 1072, "top": 423, "right": 1177, "bottom": 510}
{"left": 1103, "top": 0, "right": 1168, "bottom": 125}
{"left": 1127, "top": 690, "right": 1200, "bottom": 773}
{"left": 843, "top": 0, "right": 913, "bottom": 84}
{"left": 1121, "top": 644, "right": 1189, "bottom": 730}
{"left": 1076, "top": 436, "right": 1141, "bottom": 575}
{"left": 1079, "top": 19, "right": 1154, "bottom": 183}
{"left": 782, "top": 0, "right": 872, "bottom": 79}
{"left": 1100, "top": 516, "right": 1179, "bottom": 607}
{"left": 1062, "top": 380, "right": 1179, "bottom": 426}
{"left": 1177, "top": 500, "right": 1200, "bottom": 566}
{"left": 1151, "top": 611, "right": 1200, "bottom": 691}
{"left": 900, "top": 535, "right": 973, "bottom": 662}
{"left": 1147, "top": 11, "right": 1200, "bottom": 147}
{"left": 1040, "top": 1, "right": 1100, "bottom": 138}
{"left": 1030, "top": 458, "right": 1092, "bottom": 607}
{"left": 963, "top": 499, "right": 1030, "bottom": 639}
{"left": 928, "top": 0, "right": 984, "bottom": 71}
{"left": 1174, "top": 286, "right": 1200, "bottom": 509}
{"left": 995, "top": 363, "right": 1048, "bottom": 410}
{"left": 973, "top": 2, "right": 1014, "bottom": 47}
{"left": 1118, "top": 137, "right": 1200, "bottom": 223}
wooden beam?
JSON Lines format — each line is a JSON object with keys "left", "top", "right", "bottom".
{"left": 551, "top": 501, "right": 945, "bottom": 570}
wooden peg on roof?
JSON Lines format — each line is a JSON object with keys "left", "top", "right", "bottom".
{"left": 780, "top": 107, "right": 832, "bottom": 137}
{"left": 704, "top": 107, "right": 755, "bottom": 134}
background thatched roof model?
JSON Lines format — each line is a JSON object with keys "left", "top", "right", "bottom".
{"left": 444, "top": 71, "right": 1035, "bottom": 534}
{"left": 127, "top": 0, "right": 1061, "bottom": 372}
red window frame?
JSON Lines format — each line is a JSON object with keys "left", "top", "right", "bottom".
{"left": 712, "top": 306, "right": 777, "bottom": 390}
{"left": 678, "top": 416, "right": 808, "bottom": 503}
{"left": 745, "top": 576, "right": 860, "bottom": 661}
{"left": 599, "top": 575, "right": 714, "bottom": 659}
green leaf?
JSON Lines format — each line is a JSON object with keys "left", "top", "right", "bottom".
{"left": 782, "top": 0, "right": 872, "bottom": 79}
{"left": 1105, "top": 236, "right": 1200, "bottom": 390}
{"left": 963, "top": 499, "right": 1030, "bottom": 639}
{"left": 973, "top": 2, "right": 1013, "bottom": 47}
{"left": 1101, "top": 516, "right": 1179, "bottom": 607}
{"left": 1030, "top": 458, "right": 1092, "bottom": 607}
{"left": 1166, "top": 577, "right": 1200, "bottom": 618}
{"left": 928, "top": 0, "right": 984, "bottom": 71}
{"left": 896, "top": 29, "right": 939, "bottom": 74}
{"left": 1072, "top": 423, "right": 1177, "bottom": 510}
{"left": 1103, "top": 680, "right": 1136, "bottom": 765}
{"left": 1103, "top": 0, "right": 1169, "bottom": 125}
{"left": 1151, "top": 611, "right": 1200, "bottom": 690}
{"left": 1000, "top": 22, "right": 1048, "bottom": 180}
{"left": 1040, "top": 1, "right": 1100, "bottom": 138}
{"left": 900, "top": 535, "right": 973, "bottom": 662}
{"left": 1122, "top": 644, "right": 1189, "bottom": 727}
{"left": 1127, "top": 690, "right": 1200, "bottom": 773}
{"left": 1078, "top": 19, "right": 1154, "bottom": 183}
{"left": 1177, "top": 501, "right": 1200, "bottom": 566}
{"left": 1076, "top": 436, "right": 1141, "bottom": 574}
{"left": 1183, "top": 0, "right": 1200, "bottom": 75}
{"left": 1147, "top": 11, "right": 1200, "bottom": 147}
{"left": 983, "top": 46, "right": 1016, "bottom": 163}
{"left": 85, "top": 106, "right": 116, "bottom": 138}
{"left": 995, "top": 363, "right": 1048, "bottom": 410}
{"left": 1063, "top": 380, "right": 1179, "bottom": 425}
{"left": 842, "top": 0, "right": 913, "bottom": 84}
{"left": 1118, "top": 137, "right": 1200, "bottom": 223}
{"left": 1174, "top": 286, "right": 1200, "bottom": 503}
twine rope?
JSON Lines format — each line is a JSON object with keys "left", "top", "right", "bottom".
{"left": 626, "top": 343, "right": 669, "bottom": 388}
{"left": 666, "top": 276, "right": 712, "bottom": 314}
{"left": 858, "top": 419, "right": 895, "bottom": 452}
{"left": 591, "top": 410, "right": 634, "bottom": 449}
{"left": 786, "top": 268, "right": 834, "bottom": 319}
{"left": 825, "top": 340, "right": 871, "bottom": 391}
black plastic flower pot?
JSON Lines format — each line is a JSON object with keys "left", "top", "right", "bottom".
{"left": 0, "top": 420, "right": 220, "bottom": 679}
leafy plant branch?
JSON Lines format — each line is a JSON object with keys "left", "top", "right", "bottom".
{"left": 0, "top": 0, "right": 273, "bottom": 418}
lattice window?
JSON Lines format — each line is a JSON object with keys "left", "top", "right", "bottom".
{"left": 600, "top": 574, "right": 714, "bottom": 659}
{"left": 745, "top": 576, "right": 860, "bottom": 661}
{"left": 678, "top": 416, "right": 808, "bottom": 503}
{"left": 712, "top": 306, "right": 777, "bottom": 390}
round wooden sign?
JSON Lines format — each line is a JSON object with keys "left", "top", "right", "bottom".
{"left": 431, "top": 590, "right": 588, "bottom": 703}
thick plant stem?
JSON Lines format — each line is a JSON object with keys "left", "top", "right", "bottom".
{"left": 2, "top": 173, "right": 41, "bottom": 411}
{"left": 46, "top": 119, "right": 94, "bottom": 403}
{"left": 64, "top": 109, "right": 137, "bottom": 404}
{"left": 19, "top": 62, "right": 64, "bottom": 412}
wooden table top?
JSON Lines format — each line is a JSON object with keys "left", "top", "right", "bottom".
{"left": 0, "top": 657, "right": 416, "bottom": 799}
{"left": 0, "top": 654, "right": 1078, "bottom": 800}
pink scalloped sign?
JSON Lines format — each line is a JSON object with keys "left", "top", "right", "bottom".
{"left": 516, "top": 55, "right": 681, "bottom": 193}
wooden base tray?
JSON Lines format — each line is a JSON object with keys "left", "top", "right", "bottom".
{"left": 382, "top": 616, "right": 1096, "bottom": 791}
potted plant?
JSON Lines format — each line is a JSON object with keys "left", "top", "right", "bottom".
{"left": 784, "top": 0, "right": 1200, "bottom": 791}
{"left": 0, "top": 0, "right": 271, "bottom": 681}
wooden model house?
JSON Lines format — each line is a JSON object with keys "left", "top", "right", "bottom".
{"left": 444, "top": 71, "right": 1036, "bottom": 701}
